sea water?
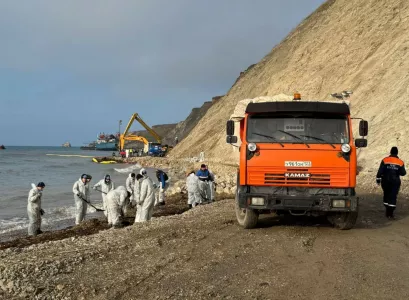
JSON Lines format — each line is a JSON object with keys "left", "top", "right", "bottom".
{"left": 0, "top": 146, "right": 153, "bottom": 235}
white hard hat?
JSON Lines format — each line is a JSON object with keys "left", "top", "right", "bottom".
{"left": 140, "top": 168, "right": 147, "bottom": 175}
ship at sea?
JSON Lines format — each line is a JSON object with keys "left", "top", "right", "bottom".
{"left": 95, "top": 133, "right": 119, "bottom": 151}
{"left": 62, "top": 141, "right": 71, "bottom": 148}
{"left": 80, "top": 133, "right": 118, "bottom": 151}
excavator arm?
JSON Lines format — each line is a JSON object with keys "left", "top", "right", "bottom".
{"left": 122, "top": 135, "right": 149, "bottom": 144}
{"left": 133, "top": 114, "right": 162, "bottom": 143}
{"left": 119, "top": 113, "right": 162, "bottom": 150}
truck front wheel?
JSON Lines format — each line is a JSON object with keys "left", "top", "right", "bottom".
{"left": 235, "top": 191, "right": 259, "bottom": 229}
{"left": 327, "top": 211, "right": 358, "bottom": 230}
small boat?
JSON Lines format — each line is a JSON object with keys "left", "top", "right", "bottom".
{"left": 0, "top": 145, "right": 5, "bottom": 150}
{"left": 100, "top": 161, "right": 117, "bottom": 164}
{"left": 92, "top": 157, "right": 117, "bottom": 164}
{"left": 62, "top": 142, "right": 71, "bottom": 148}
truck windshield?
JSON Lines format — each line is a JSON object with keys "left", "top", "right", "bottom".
{"left": 247, "top": 115, "right": 349, "bottom": 144}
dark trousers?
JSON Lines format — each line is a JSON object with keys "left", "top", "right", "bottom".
{"left": 382, "top": 182, "right": 400, "bottom": 217}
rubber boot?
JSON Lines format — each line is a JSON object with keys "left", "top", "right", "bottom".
{"left": 390, "top": 207, "right": 396, "bottom": 220}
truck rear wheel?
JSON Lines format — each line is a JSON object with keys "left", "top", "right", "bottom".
{"left": 235, "top": 191, "right": 259, "bottom": 229}
{"left": 328, "top": 211, "right": 358, "bottom": 230}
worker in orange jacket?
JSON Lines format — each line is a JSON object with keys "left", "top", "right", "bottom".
{"left": 376, "top": 147, "right": 406, "bottom": 219}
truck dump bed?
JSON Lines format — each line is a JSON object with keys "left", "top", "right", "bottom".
{"left": 230, "top": 94, "right": 350, "bottom": 121}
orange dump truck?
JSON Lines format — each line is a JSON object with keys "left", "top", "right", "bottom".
{"left": 226, "top": 94, "right": 368, "bottom": 230}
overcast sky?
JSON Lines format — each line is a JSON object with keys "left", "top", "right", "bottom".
{"left": 0, "top": 0, "right": 324, "bottom": 146}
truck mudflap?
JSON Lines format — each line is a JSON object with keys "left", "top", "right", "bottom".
{"left": 238, "top": 192, "right": 358, "bottom": 212}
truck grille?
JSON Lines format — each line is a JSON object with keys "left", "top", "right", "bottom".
{"left": 265, "top": 169, "right": 330, "bottom": 186}
{"left": 248, "top": 167, "right": 348, "bottom": 187}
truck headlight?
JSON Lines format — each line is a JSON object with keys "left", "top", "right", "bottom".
{"left": 248, "top": 143, "right": 257, "bottom": 152}
{"left": 341, "top": 144, "right": 351, "bottom": 153}
{"left": 332, "top": 200, "right": 346, "bottom": 208}
{"left": 250, "top": 197, "right": 265, "bottom": 206}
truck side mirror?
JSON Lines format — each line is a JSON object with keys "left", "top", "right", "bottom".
{"left": 359, "top": 120, "right": 368, "bottom": 137}
{"left": 355, "top": 139, "right": 367, "bottom": 148}
{"left": 226, "top": 136, "right": 238, "bottom": 144}
{"left": 226, "top": 120, "right": 235, "bottom": 136}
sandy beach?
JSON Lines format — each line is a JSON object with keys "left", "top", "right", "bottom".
{"left": 1, "top": 156, "right": 409, "bottom": 299}
{"left": 0, "top": 190, "right": 189, "bottom": 248}
{"left": 2, "top": 189, "right": 409, "bottom": 299}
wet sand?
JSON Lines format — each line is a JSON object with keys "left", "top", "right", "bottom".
{"left": 0, "top": 192, "right": 224, "bottom": 250}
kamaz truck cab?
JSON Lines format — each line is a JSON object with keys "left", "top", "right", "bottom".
{"left": 226, "top": 94, "right": 368, "bottom": 230}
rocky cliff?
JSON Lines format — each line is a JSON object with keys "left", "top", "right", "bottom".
{"left": 171, "top": 0, "right": 409, "bottom": 175}
{"left": 130, "top": 124, "right": 177, "bottom": 144}
{"left": 161, "top": 96, "right": 222, "bottom": 146}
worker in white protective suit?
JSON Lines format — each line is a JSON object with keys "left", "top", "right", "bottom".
{"left": 27, "top": 182, "right": 46, "bottom": 236}
{"left": 139, "top": 168, "right": 161, "bottom": 206}
{"left": 186, "top": 172, "right": 200, "bottom": 208}
{"left": 124, "top": 173, "right": 136, "bottom": 215}
{"left": 126, "top": 173, "right": 136, "bottom": 197}
{"left": 134, "top": 170, "right": 156, "bottom": 223}
{"left": 133, "top": 174, "right": 143, "bottom": 223}
{"left": 106, "top": 186, "right": 131, "bottom": 228}
{"left": 72, "top": 174, "right": 91, "bottom": 225}
{"left": 125, "top": 173, "right": 135, "bottom": 200}
{"left": 92, "top": 174, "right": 115, "bottom": 223}
{"left": 155, "top": 169, "right": 169, "bottom": 206}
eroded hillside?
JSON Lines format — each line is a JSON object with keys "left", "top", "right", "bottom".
{"left": 171, "top": 0, "right": 409, "bottom": 174}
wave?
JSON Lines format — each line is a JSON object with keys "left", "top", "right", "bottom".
{"left": 0, "top": 203, "right": 105, "bottom": 235}
{"left": 0, "top": 217, "right": 27, "bottom": 234}
{"left": 0, "top": 169, "right": 21, "bottom": 175}
{"left": 42, "top": 164, "right": 68, "bottom": 169}
{"left": 46, "top": 154, "right": 94, "bottom": 158}
{"left": 114, "top": 163, "right": 142, "bottom": 174}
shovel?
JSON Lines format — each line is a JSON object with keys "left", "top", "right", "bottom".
{"left": 78, "top": 195, "right": 105, "bottom": 212}
{"left": 94, "top": 188, "right": 107, "bottom": 195}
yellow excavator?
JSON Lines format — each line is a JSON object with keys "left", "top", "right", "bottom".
{"left": 119, "top": 113, "right": 166, "bottom": 156}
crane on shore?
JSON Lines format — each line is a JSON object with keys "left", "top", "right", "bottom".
{"left": 119, "top": 113, "right": 166, "bottom": 156}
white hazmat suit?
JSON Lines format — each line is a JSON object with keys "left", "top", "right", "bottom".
{"left": 197, "top": 181, "right": 209, "bottom": 204}
{"left": 27, "top": 187, "right": 43, "bottom": 236}
{"left": 93, "top": 177, "right": 115, "bottom": 221}
{"left": 125, "top": 174, "right": 135, "bottom": 215}
{"left": 72, "top": 178, "right": 91, "bottom": 225}
{"left": 133, "top": 178, "right": 142, "bottom": 222}
{"left": 126, "top": 173, "right": 136, "bottom": 199}
{"left": 106, "top": 186, "right": 130, "bottom": 227}
{"left": 134, "top": 176, "right": 156, "bottom": 223}
{"left": 186, "top": 173, "right": 200, "bottom": 207}
{"left": 155, "top": 170, "right": 169, "bottom": 205}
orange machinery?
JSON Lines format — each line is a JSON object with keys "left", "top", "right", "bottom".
{"left": 226, "top": 94, "right": 368, "bottom": 230}
{"left": 119, "top": 113, "right": 162, "bottom": 152}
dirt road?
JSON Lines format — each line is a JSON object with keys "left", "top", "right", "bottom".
{"left": 1, "top": 191, "right": 409, "bottom": 299}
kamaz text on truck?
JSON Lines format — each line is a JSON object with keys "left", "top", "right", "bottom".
{"left": 226, "top": 94, "right": 368, "bottom": 230}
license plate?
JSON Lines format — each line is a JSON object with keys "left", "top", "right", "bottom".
{"left": 285, "top": 161, "right": 312, "bottom": 167}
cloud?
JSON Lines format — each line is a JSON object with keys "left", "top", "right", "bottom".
{"left": 0, "top": 0, "right": 325, "bottom": 145}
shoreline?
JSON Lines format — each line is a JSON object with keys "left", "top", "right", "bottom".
{"left": 0, "top": 191, "right": 235, "bottom": 250}
{"left": 0, "top": 154, "right": 393, "bottom": 251}
{"left": 0, "top": 211, "right": 103, "bottom": 244}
